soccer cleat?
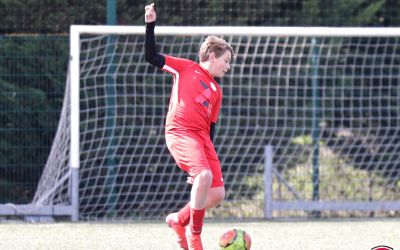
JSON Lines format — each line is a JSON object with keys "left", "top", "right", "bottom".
{"left": 187, "top": 232, "right": 203, "bottom": 250}
{"left": 166, "top": 213, "right": 188, "bottom": 250}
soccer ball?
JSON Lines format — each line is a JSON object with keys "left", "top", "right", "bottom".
{"left": 219, "top": 228, "right": 251, "bottom": 250}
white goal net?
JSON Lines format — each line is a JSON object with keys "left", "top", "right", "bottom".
{"left": 31, "top": 26, "right": 400, "bottom": 220}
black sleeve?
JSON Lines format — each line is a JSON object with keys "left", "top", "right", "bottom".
{"left": 145, "top": 21, "right": 165, "bottom": 68}
{"left": 210, "top": 122, "right": 216, "bottom": 142}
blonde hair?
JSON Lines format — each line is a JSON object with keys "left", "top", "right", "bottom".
{"left": 199, "top": 36, "right": 234, "bottom": 62}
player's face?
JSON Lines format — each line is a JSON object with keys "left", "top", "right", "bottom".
{"left": 210, "top": 50, "right": 232, "bottom": 78}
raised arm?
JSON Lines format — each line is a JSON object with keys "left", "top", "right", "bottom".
{"left": 145, "top": 3, "right": 165, "bottom": 68}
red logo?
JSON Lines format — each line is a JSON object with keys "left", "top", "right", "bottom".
{"left": 371, "top": 246, "right": 393, "bottom": 250}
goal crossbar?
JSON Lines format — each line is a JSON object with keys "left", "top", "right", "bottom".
{"left": 71, "top": 25, "right": 400, "bottom": 37}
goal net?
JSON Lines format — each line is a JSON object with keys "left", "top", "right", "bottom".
{"left": 31, "top": 26, "right": 400, "bottom": 220}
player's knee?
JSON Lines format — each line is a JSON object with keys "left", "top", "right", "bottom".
{"left": 195, "top": 170, "right": 213, "bottom": 188}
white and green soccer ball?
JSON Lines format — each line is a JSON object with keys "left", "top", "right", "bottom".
{"left": 219, "top": 228, "right": 251, "bottom": 250}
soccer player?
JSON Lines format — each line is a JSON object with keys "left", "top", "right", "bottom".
{"left": 145, "top": 3, "right": 233, "bottom": 250}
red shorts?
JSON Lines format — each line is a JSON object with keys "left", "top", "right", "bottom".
{"left": 165, "top": 129, "right": 224, "bottom": 188}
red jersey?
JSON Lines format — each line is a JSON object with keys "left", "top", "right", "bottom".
{"left": 162, "top": 55, "right": 222, "bottom": 133}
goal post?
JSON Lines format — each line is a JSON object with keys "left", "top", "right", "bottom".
{"left": 2, "top": 25, "right": 400, "bottom": 221}
{"left": 69, "top": 26, "right": 81, "bottom": 222}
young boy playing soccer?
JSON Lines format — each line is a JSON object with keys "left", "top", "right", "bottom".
{"left": 145, "top": 3, "right": 233, "bottom": 250}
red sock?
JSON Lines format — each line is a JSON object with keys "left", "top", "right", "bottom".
{"left": 177, "top": 202, "right": 190, "bottom": 226}
{"left": 190, "top": 207, "right": 206, "bottom": 235}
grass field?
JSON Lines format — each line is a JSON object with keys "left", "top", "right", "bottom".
{"left": 0, "top": 219, "right": 399, "bottom": 249}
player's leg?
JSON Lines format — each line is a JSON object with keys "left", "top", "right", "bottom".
{"left": 174, "top": 157, "right": 224, "bottom": 227}
{"left": 178, "top": 157, "right": 224, "bottom": 221}
{"left": 165, "top": 131, "right": 209, "bottom": 250}
{"left": 204, "top": 142, "right": 225, "bottom": 209}
{"left": 186, "top": 171, "right": 212, "bottom": 250}
{"left": 166, "top": 194, "right": 221, "bottom": 249}
{"left": 187, "top": 137, "right": 224, "bottom": 250}
{"left": 188, "top": 168, "right": 212, "bottom": 234}
{"left": 166, "top": 191, "right": 215, "bottom": 250}
{"left": 170, "top": 185, "right": 224, "bottom": 230}
{"left": 190, "top": 169, "right": 213, "bottom": 209}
